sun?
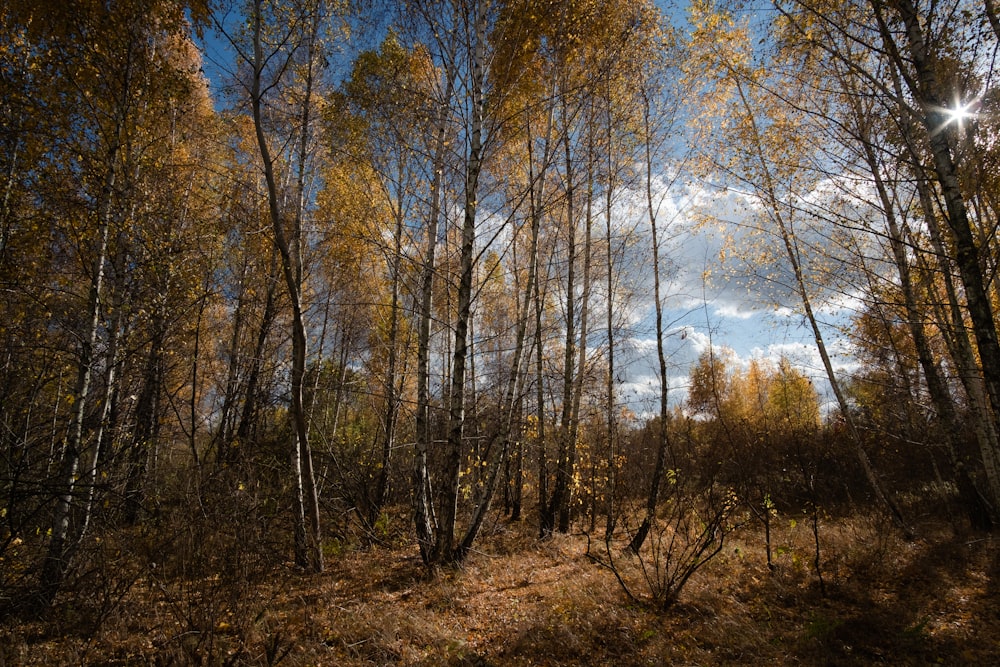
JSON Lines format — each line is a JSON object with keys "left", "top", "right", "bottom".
{"left": 941, "top": 98, "right": 979, "bottom": 128}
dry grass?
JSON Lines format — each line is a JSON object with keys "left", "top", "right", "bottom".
{"left": 3, "top": 508, "right": 999, "bottom": 666}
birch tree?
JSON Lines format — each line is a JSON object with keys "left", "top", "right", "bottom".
{"left": 220, "top": 0, "right": 330, "bottom": 571}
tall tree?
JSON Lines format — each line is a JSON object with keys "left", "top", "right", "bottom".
{"left": 240, "top": 0, "right": 327, "bottom": 572}
{"left": 630, "top": 81, "right": 675, "bottom": 553}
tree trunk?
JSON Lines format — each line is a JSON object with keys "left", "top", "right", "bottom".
{"left": 917, "top": 214, "right": 1000, "bottom": 519}
{"left": 510, "top": 391, "right": 525, "bottom": 521}
{"left": 40, "top": 142, "right": 118, "bottom": 608}
{"left": 413, "top": 70, "right": 453, "bottom": 564}
{"left": 233, "top": 251, "right": 280, "bottom": 456}
{"left": 524, "top": 106, "right": 554, "bottom": 537}
{"left": 80, "top": 304, "right": 122, "bottom": 541}
{"left": 123, "top": 312, "right": 166, "bottom": 525}
{"left": 604, "top": 95, "right": 618, "bottom": 539}
{"left": 546, "top": 96, "right": 577, "bottom": 536}
{"left": 372, "top": 169, "right": 406, "bottom": 528}
{"left": 440, "top": 0, "right": 486, "bottom": 563}
{"left": 250, "top": 0, "right": 322, "bottom": 572}
{"left": 630, "top": 88, "right": 672, "bottom": 553}
{"left": 559, "top": 135, "right": 595, "bottom": 533}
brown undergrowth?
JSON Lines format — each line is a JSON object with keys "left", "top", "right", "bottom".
{"left": 2, "top": 508, "right": 999, "bottom": 665}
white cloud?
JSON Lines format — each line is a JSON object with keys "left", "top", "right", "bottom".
{"left": 564, "top": 163, "right": 883, "bottom": 424}
{"left": 711, "top": 302, "right": 759, "bottom": 320}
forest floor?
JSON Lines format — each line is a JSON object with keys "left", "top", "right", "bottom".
{"left": 3, "top": 507, "right": 1000, "bottom": 666}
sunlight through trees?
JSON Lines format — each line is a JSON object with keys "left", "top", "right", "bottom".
{"left": 2, "top": 1, "right": 1000, "bottom": 660}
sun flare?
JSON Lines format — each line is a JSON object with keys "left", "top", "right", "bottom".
{"left": 942, "top": 100, "right": 978, "bottom": 126}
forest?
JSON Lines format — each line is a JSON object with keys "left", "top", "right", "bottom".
{"left": 2, "top": 0, "right": 1000, "bottom": 664}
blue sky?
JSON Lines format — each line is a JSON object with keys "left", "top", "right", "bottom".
{"left": 614, "top": 174, "right": 861, "bottom": 417}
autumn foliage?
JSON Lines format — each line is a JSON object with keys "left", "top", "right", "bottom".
{"left": 2, "top": 0, "right": 1000, "bottom": 664}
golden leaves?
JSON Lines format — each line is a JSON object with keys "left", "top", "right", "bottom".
{"left": 687, "top": 345, "right": 820, "bottom": 432}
